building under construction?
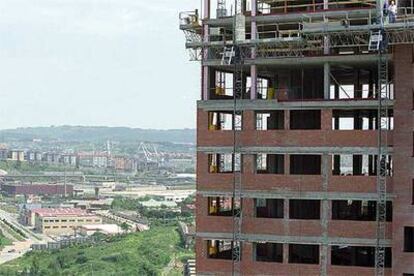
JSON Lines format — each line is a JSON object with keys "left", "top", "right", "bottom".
{"left": 180, "top": 0, "right": 414, "bottom": 275}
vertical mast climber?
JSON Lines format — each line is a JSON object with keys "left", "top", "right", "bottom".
{"left": 230, "top": 1, "right": 244, "bottom": 275}
{"left": 374, "top": 1, "right": 389, "bottom": 275}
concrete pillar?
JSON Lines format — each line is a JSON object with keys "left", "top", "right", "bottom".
{"left": 284, "top": 110, "right": 290, "bottom": 130}
{"left": 250, "top": 0, "right": 257, "bottom": 100}
{"left": 321, "top": 109, "right": 332, "bottom": 131}
{"left": 250, "top": 65, "right": 257, "bottom": 99}
{"left": 320, "top": 154, "right": 329, "bottom": 276}
{"left": 284, "top": 154, "right": 290, "bottom": 175}
{"left": 202, "top": 66, "right": 209, "bottom": 100}
{"left": 283, "top": 243, "right": 289, "bottom": 264}
{"left": 283, "top": 198, "right": 290, "bottom": 257}
{"left": 324, "top": 63, "right": 331, "bottom": 100}
{"left": 203, "top": 0, "right": 210, "bottom": 19}
{"left": 202, "top": 1, "right": 210, "bottom": 101}
{"left": 323, "top": 0, "right": 330, "bottom": 56}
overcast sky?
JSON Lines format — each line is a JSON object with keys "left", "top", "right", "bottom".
{"left": 0, "top": 0, "right": 200, "bottom": 130}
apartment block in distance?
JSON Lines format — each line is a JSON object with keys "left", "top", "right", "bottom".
{"left": 180, "top": 0, "right": 414, "bottom": 275}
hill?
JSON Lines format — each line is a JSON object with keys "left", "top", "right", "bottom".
{"left": 0, "top": 126, "right": 195, "bottom": 144}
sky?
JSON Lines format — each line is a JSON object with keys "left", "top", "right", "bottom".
{"left": 0, "top": 0, "right": 200, "bottom": 130}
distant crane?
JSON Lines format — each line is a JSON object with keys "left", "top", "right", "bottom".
{"left": 137, "top": 142, "right": 163, "bottom": 168}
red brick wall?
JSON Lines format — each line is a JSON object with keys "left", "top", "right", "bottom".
{"left": 198, "top": 109, "right": 393, "bottom": 147}
{"left": 392, "top": 44, "right": 414, "bottom": 275}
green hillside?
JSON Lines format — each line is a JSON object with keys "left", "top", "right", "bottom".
{"left": 0, "top": 226, "right": 193, "bottom": 276}
{"left": 0, "top": 126, "right": 195, "bottom": 144}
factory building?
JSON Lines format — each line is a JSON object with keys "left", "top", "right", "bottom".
{"left": 33, "top": 208, "right": 102, "bottom": 235}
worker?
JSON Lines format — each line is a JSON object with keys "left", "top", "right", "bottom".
{"left": 389, "top": 1, "right": 397, "bottom": 23}
{"left": 383, "top": 0, "right": 389, "bottom": 22}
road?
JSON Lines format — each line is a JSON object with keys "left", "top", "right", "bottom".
{"left": 0, "top": 209, "right": 50, "bottom": 265}
{"left": 0, "top": 241, "right": 32, "bottom": 265}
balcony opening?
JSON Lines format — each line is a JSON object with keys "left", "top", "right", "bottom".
{"left": 209, "top": 70, "right": 250, "bottom": 100}
{"left": 256, "top": 111, "right": 284, "bottom": 130}
{"left": 289, "top": 200, "right": 320, "bottom": 220}
{"left": 332, "top": 110, "right": 394, "bottom": 130}
{"left": 290, "top": 155, "right": 321, "bottom": 175}
{"left": 289, "top": 244, "right": 320, "bottom": 264}
{"left": 255, "top": 198, "right": 284, "bottom": 219}
{"left": 332, "top": 155, "right": 393, "bottom": 176}
{"left": 256, "top": 154, "right": 284, "bottom": 174}
{"left": 208, "top": 197, "right": 240, "bottom": 217}
{"left": 285, "top": 69, "right": 324, "bottom": 100}
{"left": 210, "top": 71, "right": 233, "bottom": 100}
{"left": 329, "top": 67, "right": 394, "bottom": 100}
{"left": 404, "top": 227, "right": 414, "bottom": 252}
{"left": 331, "top": 246, "right": 392, "bottom": 267}
{"left": 332, "top": 200, "right": 392, "bottom": 222}
{"left": 208, "top": 111, "right": 242, "bottom": 131}
{"left": 207, "top": 240, "right": 234, "bottom": 260}
{"left": 208, "top": 153, "right": 241, "bottom": 173}
{"left": 255, "top": 77, "right": 269, "bottom": 100}
{"left": 255, "top": 242, "right": 283, "bottom": 263}
{"left": 209, "top": 0, "right": 252, "bottom": 19}
{"left": 290, "top": 110, "right": 321, "bottom": 130}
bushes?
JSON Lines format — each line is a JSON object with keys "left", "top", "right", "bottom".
{"left": 1, "top": 219, "right": 27, "bottom": 239}
{"left": 0, "top": 226, "right": 186, "bottom": 276}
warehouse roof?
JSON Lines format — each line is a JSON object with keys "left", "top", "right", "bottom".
{"left": 33, "top": 208, "right": 94, "bottom": 217}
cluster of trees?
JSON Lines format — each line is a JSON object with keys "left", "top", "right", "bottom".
{"left": 1, "top": 219, "right": 27, "bottom": 239}
{"left": 0, "top": 230, "right": 11, "bottom": 249}
{"left": 111, "top": 195, "right": 195, "bottom": 224}
{"left": 110, "top": 196, "right": 151, "bottom": 211}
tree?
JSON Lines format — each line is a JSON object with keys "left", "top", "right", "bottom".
{"left": 29, "top": 256, "right": 40, "bottom": 276}
{"left": 120, "top": 222, "right": 131, "bottom": 234}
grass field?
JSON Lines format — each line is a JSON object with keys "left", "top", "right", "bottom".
{"left": 0, "top": 226, "right": 194, "bottom": 276}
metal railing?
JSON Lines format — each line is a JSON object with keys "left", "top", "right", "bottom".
{"left": 179, "top": 11, "right": 200, "bottom": 26}
{"left": 257, "top": 0, "right": 376, "bottom": 15}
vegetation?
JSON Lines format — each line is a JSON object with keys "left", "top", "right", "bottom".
{"left": 0, "top": 160, "right": 77, "bottom": 174}
{"left": 0, "top": 220, "right": 26, "bottom": 241}
{"left": 0, "top": 231, "right": 12, "bottom": 249}
{"left": 0, "top": 226, "right": 194, "bottom": 276}
{"left": 0, "top": 126, "right": 195, "bottom": 144}
{"left": 111, "top": 196, "right": 151, "bottom": 211}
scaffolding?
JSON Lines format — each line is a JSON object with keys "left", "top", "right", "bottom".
{"left": 179, "top": 1, "right": 414, "bottom": 275}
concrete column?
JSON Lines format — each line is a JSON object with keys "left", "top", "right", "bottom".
{"left": 202, "top": 1, "right": 210, "bottom": 101}
{"left": 283, "top": 198, "right": 290, "bottom": 258}
{"left": 203, "top": 0, "right": 210, "bottom": 19}
{"left": 324, "top": 63, "right": 331, "bottom": 100}
{"left": 321, "top": 109, "right": 332, "bottom": 131}
{"left": 283, "top": 243, "right": 289, "bottom": 264}
{"left": 320, "top": 154, "right": 329, "bottom": 276}
{"left": 250, "top": 1, "right": 257, "bottom": 100}
{"left": 323, "top": 1, "right": 329, "bottom": 55}
{"left": 250, "top": 65, "right": 257, "bottom": 99}
{"left": 284, "top": 110, "right": 290, "bottom": 130}
{"left": 202, "top": 66, "right": 209, "bottom": 100}
{"left": 284, "top": 154, "right": 290, "bottom": 175}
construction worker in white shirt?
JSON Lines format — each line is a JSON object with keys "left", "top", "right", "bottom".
{"left": 389, "top": 1, "right": 397, "bottom": 23}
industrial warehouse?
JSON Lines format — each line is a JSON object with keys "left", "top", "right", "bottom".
{"left": 180, "top": 0, "right": 414, "bottom": 275}
{"left": 32, "top": 208, "right": 102, "bottom": 235}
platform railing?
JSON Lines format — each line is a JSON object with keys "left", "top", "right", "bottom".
{"left": 257, "top": 0, "right": 376, "bottom": 15}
